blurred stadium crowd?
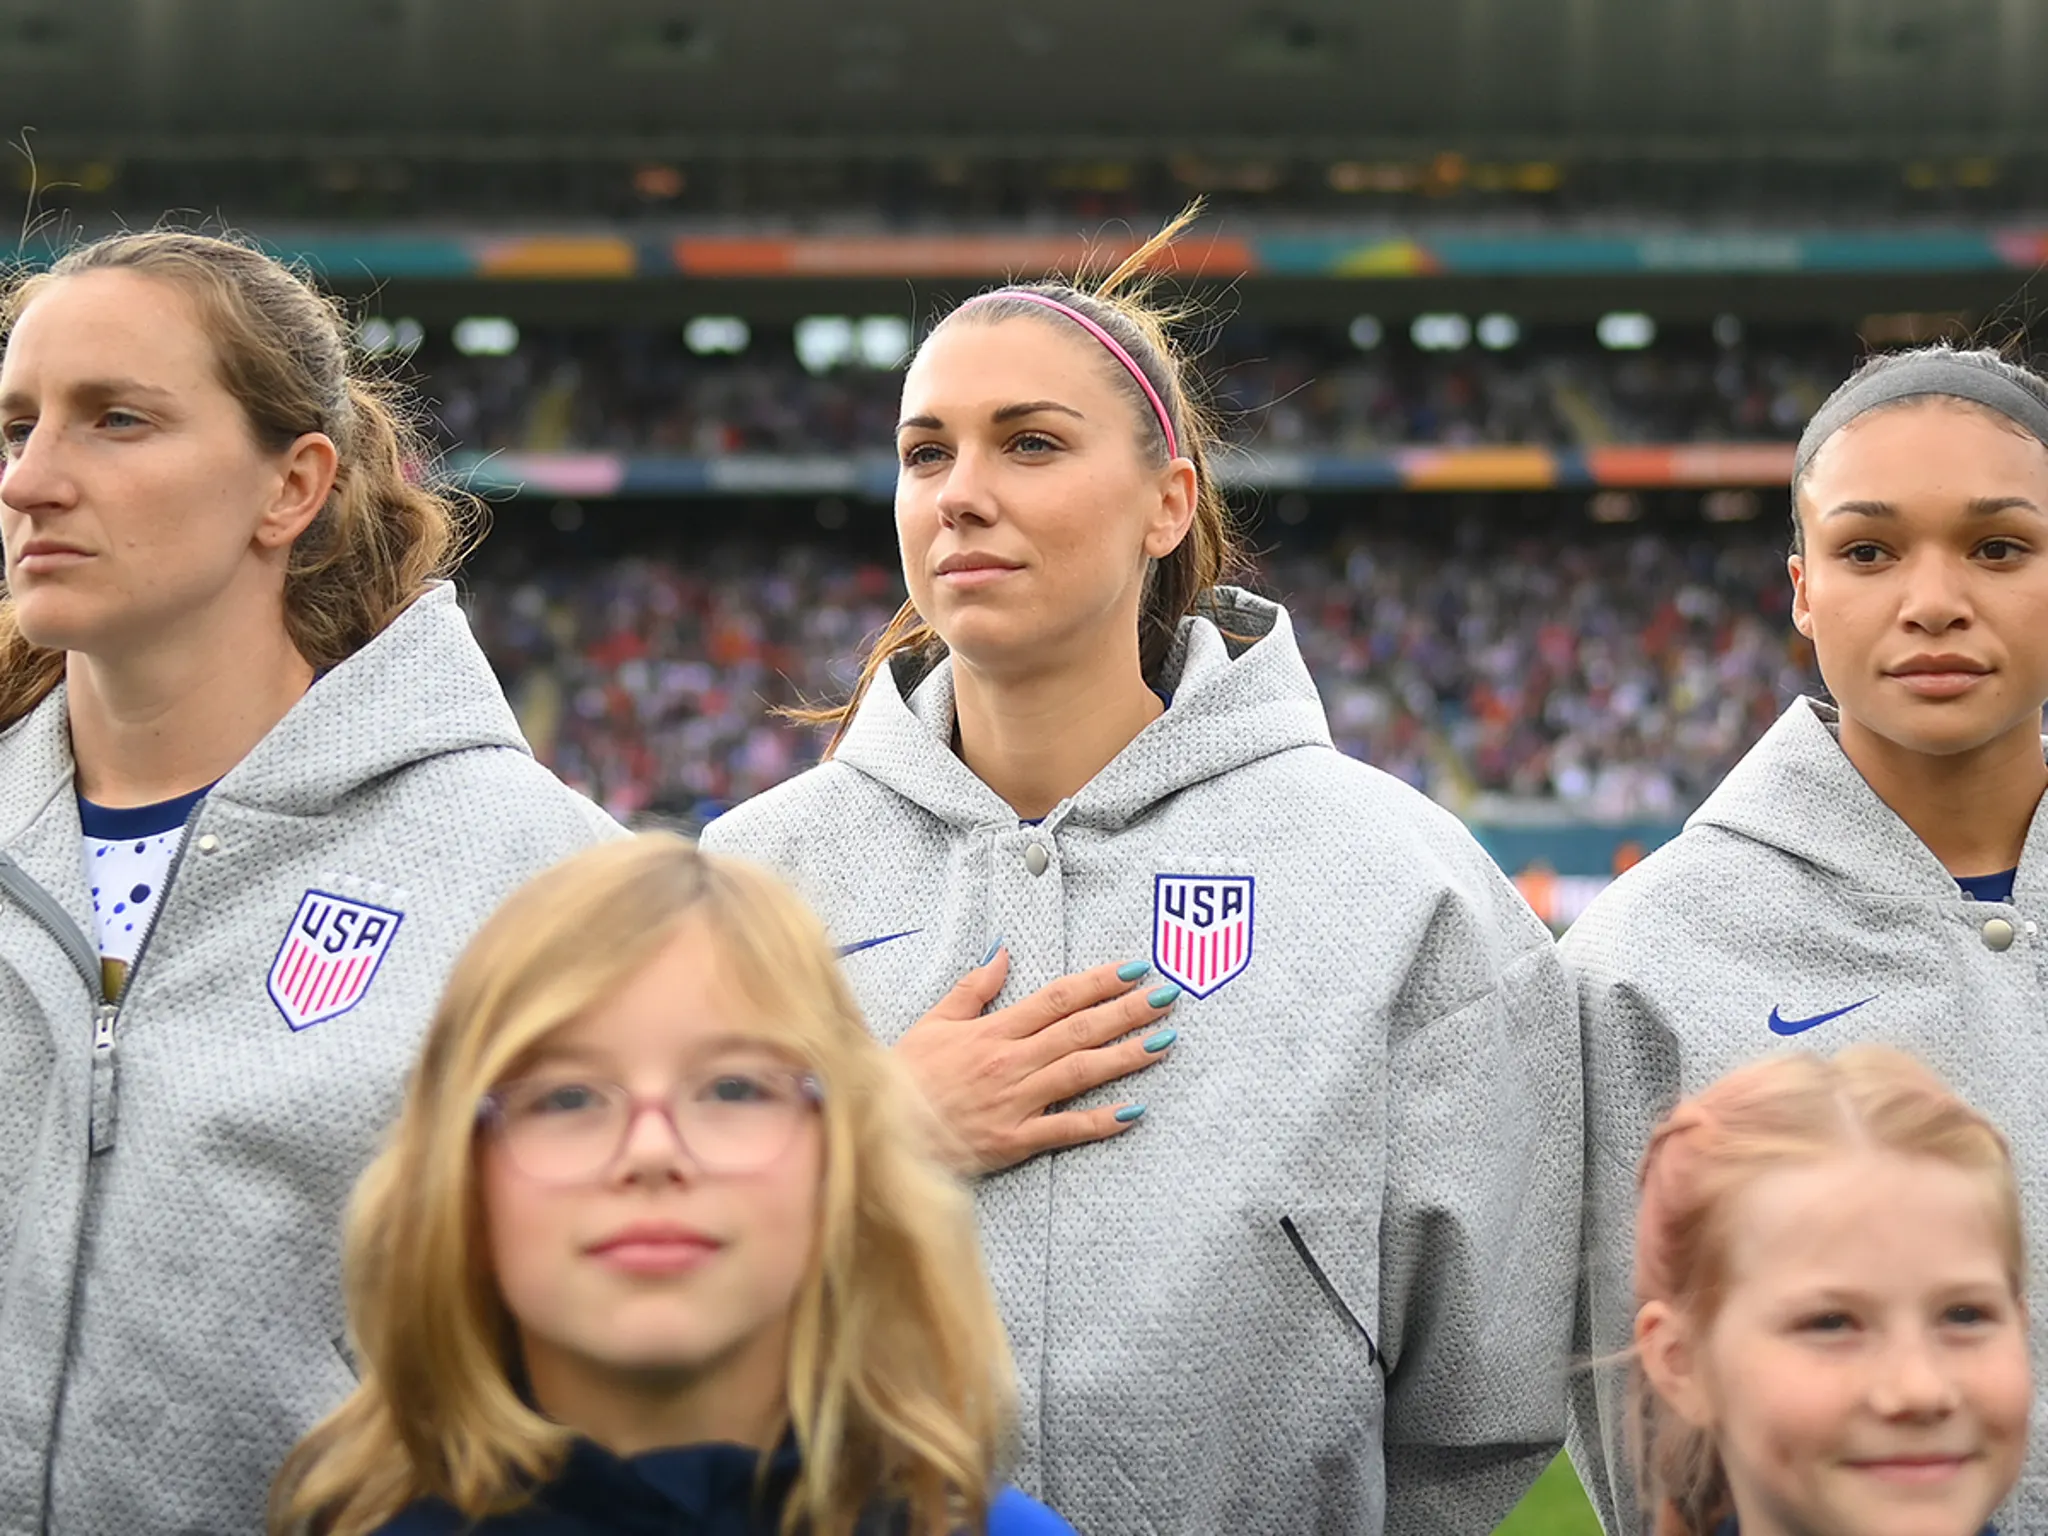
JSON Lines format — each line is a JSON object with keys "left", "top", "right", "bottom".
{"left": 462, "top": 527, "right": 1821, "bottom": 827}
{"left": 421, "top": 324, "right": 1851, "bottom": 456}
{"left": 429, "top": 318, "right": 1836, "bottom": 825}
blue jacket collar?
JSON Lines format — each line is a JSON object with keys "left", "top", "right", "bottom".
{"left": 550, "top": 1434, "right": 802, "bottom": 1526}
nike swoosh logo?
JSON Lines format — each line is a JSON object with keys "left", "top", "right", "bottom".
{"left": 1768, "top": 996, "right": 1878, "bottom": 1036}
{"left": 835, "top": 929, "right": 922, "bottom": 958}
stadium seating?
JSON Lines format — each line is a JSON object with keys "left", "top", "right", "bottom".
{"left": 463, "top": 527, "right": 1821, "bottom": 828}
{"left": 421, "top": 326, "right": 1847, "bottom": 456}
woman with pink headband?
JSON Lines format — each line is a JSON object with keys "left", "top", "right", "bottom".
{"left": 701, "top": 209, "right": 1580, "bottom": 1534}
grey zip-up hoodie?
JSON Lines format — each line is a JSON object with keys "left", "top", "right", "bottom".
{"left": 0, "top": 584, "right": 620, "bottom": 1535}
{"left": 701, "top": 589, "right": 1580, "bottom": 1536}
{"left": 1562, "top": 697, "right": 2048, "bottom": 1535}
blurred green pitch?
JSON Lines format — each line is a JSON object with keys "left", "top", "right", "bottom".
{"left": 1496, "top": 1455, "right": 1601, "bottom": 1536}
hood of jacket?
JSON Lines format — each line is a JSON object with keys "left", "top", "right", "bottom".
{"left": 832, "top": 585, "right": 1333, "bottom": 834}
{"left": 0, "top": 581, "right": 530, "bottom": 841}
{"left": 1685, "top": 695, "right": 2048, "bottom": 897}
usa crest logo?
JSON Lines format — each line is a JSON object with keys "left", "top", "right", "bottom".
{"left": 1152, "top": 874, "right": 1255, "bottom": 998}
{"left": 267, "top": 890, "right": 404, "bottom": 1031}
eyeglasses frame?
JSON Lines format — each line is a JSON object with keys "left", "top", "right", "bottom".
{"left": 475, "top": 1067, "right": 826, "bottom": 1185}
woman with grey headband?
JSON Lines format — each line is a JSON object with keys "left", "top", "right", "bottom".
{"left": 1560, "top": 344, "right": 2048, "bottom": 1535}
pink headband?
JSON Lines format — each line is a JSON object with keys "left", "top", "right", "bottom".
{"left": 959, "top": 289, "right": 1180, "bottom": 460}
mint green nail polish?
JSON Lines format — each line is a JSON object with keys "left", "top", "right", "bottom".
{"left": 1114, "top": 1103, "right": 1147, "bottom": 1123}
{"left": 1143, "top": 1028, "right": 1177, "bottom": 1053}
{"left": 1147, "top": 984, "right": 1182, "bottom": 1009}
{"left": 1117, "top": 960, "right": 1151, "bottom": 982}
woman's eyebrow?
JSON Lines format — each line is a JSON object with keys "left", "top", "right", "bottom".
{"left": 897, "top": 399, "right": 1087, "bottom": 433}
{"left": 1966, "top": 495, "right": 2046, "bottom": 517}
{"left": 0, "top": 378, "right": 180, "bottom": 417}
{"left": 990, "top": 399, "right": 1084, "bottom": 423}
{"left": 1822, "top": 496, "right": 2046, "bottom": 520}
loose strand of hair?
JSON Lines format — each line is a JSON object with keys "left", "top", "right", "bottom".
{"left": 1089, "top": 198, "right": 1207, "bottom": 309}
{"left": 799, "top": 203, "right": 1238, "bottom": 756}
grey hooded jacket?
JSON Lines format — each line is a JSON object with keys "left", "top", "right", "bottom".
{"left": 701, "top": 589, "right": 1581, "bottom": 1536}
{"left": 1562, "top": 697, "right": 2048, "bottom": 1534}
{"left": 0, "top": 584, "right": 620, "bottom": 1535}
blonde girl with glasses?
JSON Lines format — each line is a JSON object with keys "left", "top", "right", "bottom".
{"left": 270, "top": 835, "right": 1073, "bottom": 1536}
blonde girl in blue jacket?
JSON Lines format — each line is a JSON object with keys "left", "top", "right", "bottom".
{"left": 270, "top": 835, "right": 1070, "bottom": 1536}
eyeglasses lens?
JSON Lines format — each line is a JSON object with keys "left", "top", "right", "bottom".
{"left": 492, "top": 1067, "right": 813, "bottom": 1183}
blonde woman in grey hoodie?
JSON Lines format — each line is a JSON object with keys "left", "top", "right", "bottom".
{"left": 1563, "top": 345, "right": 2048, "bottom": 1535}
{"left": 0, "top": 233, "right": 617, "bottom": 1535}
{"left": 699, "top": 210, "right": 1581, "bottom": 1536}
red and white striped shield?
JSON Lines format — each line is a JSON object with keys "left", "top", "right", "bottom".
{"left": 1152, "top": 874, "right": 1255, "bottom": 999}
{"left": 267, "top": 890, "right": 404, "bottom": 1031}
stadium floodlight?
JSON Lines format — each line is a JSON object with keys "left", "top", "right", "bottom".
{"left": 392, "top": 318, "right": 424, "bottom": 355}
{"left": 1596, "top": 312, "right": 1656, "bottom": 350}
{"left": 857, "top": 315, "right": 913, "bottom": 370}
{"left": 355, "top": 318, "right": 396, "bottom": 356}
{"left": 1411, "top": 313, "right": 1471, "bottom": 352}
{"left": 795, "top": 315, "right": 857, "bottom": 375}
{"left": 1703, "top": 489, "right": 1761, "bottom": 523}
{"left": 453, "top": 317, "right": 520, "bottom": 357}
{"left": 1712, "top": 313, "right": 1743, "bottom": 349}
{"left": 684, "top": 315, "right": 751, "bottom": 356}
{"left": 1348, "top": 314, "right": 1384, "bottom": 351}
{"left": 1589, "top": 490, "right": 1642, "bottom": 523}
{"left": 1476, "top": 313, "right": 1521, "bottom": 351}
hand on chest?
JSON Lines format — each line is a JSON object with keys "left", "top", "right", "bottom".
{"left": 832, "top": 847, "right": 1324, "bottom": 1045}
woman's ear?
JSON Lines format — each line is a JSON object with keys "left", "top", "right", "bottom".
{"left": 1637, "top": 1300, "right": 1715, "bottom": 1431}
{"left": 1787, "top": 552, "right": 1815, "bottom": 641}
{"left": 1142, "top": 458, "right": 1198, "bottom": 560}
{"left": 257, "top": 431, "right": 341, "bottom": 551}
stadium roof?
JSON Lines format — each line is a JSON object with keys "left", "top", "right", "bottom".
{"left": 6, "top": 0, "right": 2044, "bottom": 160}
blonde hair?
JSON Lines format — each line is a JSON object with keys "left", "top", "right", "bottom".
{"left": 270, "top": 836, "right": 1013, "bottom": 1536}
{"left": 1631, "top": 1046, "right": 2024, "bottom": 1536}
{"left": 795, "top": 203, "right": 1242, "bottom": 754}
{"left": 0, "top": 230, "right": 473, "bottom": 728}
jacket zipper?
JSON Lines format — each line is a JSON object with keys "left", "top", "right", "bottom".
{"left": 88, "top": 800, "right": 209, "bottom": 1149}
{"left": 0, "top": 793, "right": 207, "bottom": 1154}
{"left": 0, "top": 852, "right": 115, "bottom": 1149}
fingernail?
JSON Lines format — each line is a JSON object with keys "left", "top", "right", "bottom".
{"left": 1143, "top": 1028, "right": 1177, "bottom": 1054}
{"left": 1116, "top": 960, "right": 1152, "bottom": 983}
{"left": 1114, "top": 1103, "right": 1148, "bottom": 1123}
{"left": 981, "top": 937, "right": 1004, "bottom": 966}
{"left": 1146, "top": 984, "right": 1182, "bottom": 1009}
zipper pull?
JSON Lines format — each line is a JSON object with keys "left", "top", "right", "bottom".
{"left": 89, "top": 1002, "right": 120, "bottom": 1153}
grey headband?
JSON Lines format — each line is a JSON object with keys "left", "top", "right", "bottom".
{"left": 1794, "top": 355, "right": 2048, "bottom": 481}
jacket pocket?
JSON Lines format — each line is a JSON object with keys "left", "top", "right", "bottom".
{"left": 1282, "top": 1212, "right": 1385, "bottom": 1372}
